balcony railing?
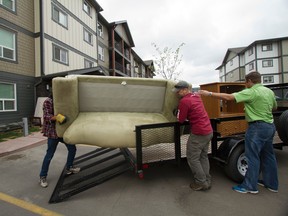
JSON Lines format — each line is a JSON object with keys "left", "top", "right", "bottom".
{"left": 115, "top": 42, "right": 122, "bottom": 52}
{"left": 115, "top": 61, "right": 131, "bottom": 76}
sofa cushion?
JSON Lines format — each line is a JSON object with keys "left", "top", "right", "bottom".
{"left": 63, "top": 112, "right": 174, "bottom": 148}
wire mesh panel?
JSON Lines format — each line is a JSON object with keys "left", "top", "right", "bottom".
{"left": 131, "top": 123, "right": 189, "bottom": 164}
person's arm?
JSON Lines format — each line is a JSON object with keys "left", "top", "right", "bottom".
{"left": 43, "top": 100, "right": 56, "bottom": 122}
{"left": 198, "top": 90, "right": 235, "bottom": 101}
{"left": 177, "top": 103, "right": 189, "bottom": 124}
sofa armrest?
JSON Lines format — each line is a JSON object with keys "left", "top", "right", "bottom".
{"left": 52, "top": 76, "right": 79, "bottom": 138}
{"left": 162, "top": 80, "right": 179, "bottom": 122}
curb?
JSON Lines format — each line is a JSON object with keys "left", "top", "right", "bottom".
{"left": 0, "top": 132, "right": 47, "bottom": 157}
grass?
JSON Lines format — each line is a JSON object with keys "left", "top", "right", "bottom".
{"left": 0, "top": 126, "right": 41, "bottom": 142}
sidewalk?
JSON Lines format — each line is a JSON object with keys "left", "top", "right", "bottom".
{"left": 0, "top": 132, "right": 47, "bottom": 157}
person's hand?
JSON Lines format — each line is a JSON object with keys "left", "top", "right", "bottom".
{"left": 173, "top": 108, "right": 179, "bottom": 116}
{"left": 55, "top": 114, "right": 67, "bottom": 124}
{"left": 198, "top": 90, "right": 211, "bottom": 96}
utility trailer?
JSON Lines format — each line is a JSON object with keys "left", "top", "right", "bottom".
{"left": 199, "top": 82, "right": 288, "bottom": 183}
{"left": 49, "top": 77, "right": 288, "bottom": 203}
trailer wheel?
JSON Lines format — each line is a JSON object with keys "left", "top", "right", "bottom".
{"left": 225, "top": 144, "right": 246, "bottom": 183}
{"left": 277, "top": 110, "right": 288, "bottom": 144}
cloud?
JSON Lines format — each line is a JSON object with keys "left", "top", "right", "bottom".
{"left": 97, "top": 0, "right": 288, "bottom": 86}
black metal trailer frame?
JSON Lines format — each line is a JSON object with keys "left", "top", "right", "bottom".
{"left": 49, "top": 111, "right": 287, "bottom": 203}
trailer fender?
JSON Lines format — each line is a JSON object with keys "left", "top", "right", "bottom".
{"left": 216, "top": 136, "right": 245, "bottom": 162}
{"left": 217, "top": 136, "right": 246, "bottom": 183}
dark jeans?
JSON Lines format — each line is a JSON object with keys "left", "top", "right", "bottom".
{"left": 241, "top": 121, "right": 278, "bottom": 191}
{"left": 39, "top": 137, "right": 77, "bottom": 177}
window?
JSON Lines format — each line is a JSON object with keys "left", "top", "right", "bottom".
{"left": 249, "top": 62, "right": 254, "bottom": 71}
{"left": 98, "top": 45, "right": 104, "bottom": 61}
{"left": 0, "top": 0, "right": 15, "bottom": 11}
{"left": 248, "top": 47, "right": 253, "bottom": 56}
{"left": 97, "top": 22, "right": 103, "bottom": 38}
{"left": 83, "top": 0, "right": 91, "bottom": 16}
{"left": 262, "top": 60, "right": 273, "bottom": 67}
{"left": 83, "top": 28, "right": 93, "bottom": 45}
{"left": 0, "top": 82, "right": 16, "bottom": 112}
{"left": 84, "top": 59, "right": 94, "bottom": 68}
{"left": 53, "top": 44, "right": 68, "bottom": 65}
{"left": 0, "top": 27, "right": 16, "bottom": 61}
{"left": 230, "top": 72, "right": 233, "bottom": 78}
{"left": 52, "top": 5, "right": 68, "bottom": 28}
{"left": 262, "top": 44, "right": 272, "bottom": 51}
{"left": 230, "top": 60, "right": 233, "bottom": 66}
{"left": 263, "top": 75, "right": 274, "bottom": 84}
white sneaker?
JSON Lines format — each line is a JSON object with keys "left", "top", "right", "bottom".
{"left": 40, "top": 177, "right": 48, "bottom": 188}
{"left": 66, "top": 167, "right": 81, "bottom": 175}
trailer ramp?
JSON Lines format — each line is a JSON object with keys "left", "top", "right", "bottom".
{"left": 49, "top": 148, "right": 134, "bottom": 203}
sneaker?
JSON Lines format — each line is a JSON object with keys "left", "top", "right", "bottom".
{"left": 257, "top": 180, "right": 265, "bottom": 187}
{"left": 257, "top": 180, "right": 278, "bottom": 193}
{"left": 40, "top": 176, "right": 48, "bottom": 188}
{"left": 66, "top": 166, "right": 81, "bottom": 175}
{"left": 232, "top": 185, "right": 258, "bottom": 194}
{"left": 189, "top": 182, "right": 208, "bottom": 191}
{"left": 267, "top": 187, "right": 278, "bottom": 193}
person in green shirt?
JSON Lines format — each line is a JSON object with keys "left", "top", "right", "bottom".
{"left": 199, "top": 71, "right": 278, "bottom": 194}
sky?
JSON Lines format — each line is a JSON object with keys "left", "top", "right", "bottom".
{"left": 97, "top": 0, "right": 288, "bottom": 86}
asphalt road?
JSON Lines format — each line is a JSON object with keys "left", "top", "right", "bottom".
{"left": 0, "top": 142, "right": 287, "bottom": 216}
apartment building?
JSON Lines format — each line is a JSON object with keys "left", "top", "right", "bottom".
{"left": 216, "top": 37, "right": 288, "bottom": 84}
{"left": 0, "top": 0, "right": 36, "bottom": 124}
{"left": 98, "top": 14, "right": 154, "bottom": 78}
{"left": 0, "top": 0, "right": 154, "bottom": 125}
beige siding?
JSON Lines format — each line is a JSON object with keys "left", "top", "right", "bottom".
{"left": 283, "top": 56, "right": 288, "bottom": 72}
{"left": 282, "top": 40, "right": 288, "bottom": 55}
{"left": 34, "top": 0, "right": 40, "bottom": 33}
{"left": 45, "top": 40, "right": 95, "bottom": 74}
{"left": 35, "top": 38, "right": 41, "bottom": 77}
{"left": 283, "top": 73, "right": 288, "bottom": 83}
{"left": 115, "top": 25, "right": 130, "bottom": 46}
{"left": 97, "top": 22, "right": 109, "bottom": 69}
{"left": 59, "top": 0, "right": 97, "bottom": 28}
{"left": 42, "top": 0, "right": 98, "bottom": 75}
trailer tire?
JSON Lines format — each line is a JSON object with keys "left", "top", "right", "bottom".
{"left": 277, "top": 110, "right": 288, "bottom": 144}
{"left": 225, "top": 144, "right": 246, "bottom": 183}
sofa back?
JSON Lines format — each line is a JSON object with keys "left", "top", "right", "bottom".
{"left": 53, "top": 75, "right": 179, "bottom": 137}
{"left": 78, "top": 76, "right": 167, "bottom": 113}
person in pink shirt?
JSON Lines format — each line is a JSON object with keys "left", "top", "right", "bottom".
{"left": 173, "top": 81, "right": 213, "bottom": 191}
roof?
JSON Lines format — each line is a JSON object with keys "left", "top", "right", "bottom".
{"left": 216, "top": 47, "right": 246, "bottom": 70}
{"left": 110, "top": 20, "right": 135, "bottom": 47}
{"left": 89, "top": 0, "right": 103, "bottom": 12}
{"left": 216, "top": 36, "right": 288, "bottom": 70}
{"left": 41, "top": 66, "right": 107, "bottom": 80}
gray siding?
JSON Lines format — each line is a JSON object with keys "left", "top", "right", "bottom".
{"left": 0, "top": 71, "right": 35, "bottom": 124}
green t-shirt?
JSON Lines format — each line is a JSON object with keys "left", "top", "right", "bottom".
{"left": 233, "top": 84, "right": 277, "bottom": 123}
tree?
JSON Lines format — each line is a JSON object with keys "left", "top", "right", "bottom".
{"left": 151, "top": 42, "right": 185, "bottom": 81}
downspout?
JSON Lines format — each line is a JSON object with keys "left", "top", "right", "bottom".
{"left": 111, "top": 26, "right": 115, "bottom": 76}
{"left": 255, "top": 45, "right": 258, "bottom": 72}
{"left": 34, "top": 0, "right": 44, "bottom": 103}
{"left": 40, "top": 0, "right": 45, "bottom": 76}
{"left": 279, "top": 41, "right": 284, "bottom": 83}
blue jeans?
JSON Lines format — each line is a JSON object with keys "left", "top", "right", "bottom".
{"left": 39, "top": 137, "right": 77, "bottom": 177}
{"left": 240, "top": 121, "right": 278, "bottom": 191}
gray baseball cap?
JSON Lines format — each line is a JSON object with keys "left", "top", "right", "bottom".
{"left": 172, "top": 80, "right": 190, "bottom": 92}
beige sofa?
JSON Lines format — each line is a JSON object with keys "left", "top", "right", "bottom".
{"left": 52, "top": 75, "right": 179, "bottom": 148}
